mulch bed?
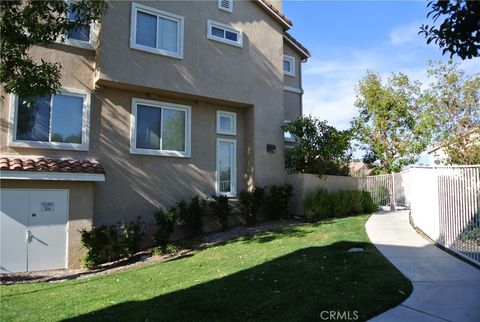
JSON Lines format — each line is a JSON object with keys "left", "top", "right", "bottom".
{"left": 1, "top": 219, "right": 304, "bottom": 285}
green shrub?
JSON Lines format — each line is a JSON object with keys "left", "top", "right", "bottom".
{"left": 210, "top": 195, "right": 232, "bottom": 231}
{"left": 154, "top": 207, "right": 176, "bottom": 251}
{"left": 152, "top": 243, "right": 179, "bottom": 256}
{"left": 303, "top": 188, "right": 378, "bottom": 222}
{"left": 239, "top": 186, "right": 265, "bottom": 225}
{"left": 79, "top": 218, "right": 145, "bottom": 269}
{"left": 177, "top": 196, "right": 206, "bottom": 238}
{"left": 118, "top": 217, "right": 145, "bottom": 257}
{"left": 304, "top": 188, "right": 332, "bottom": 222}
{"left": 264, "top": 184, "right": 293, "bottom": 219}
{"left": 361, "top": 191, "right": 378, "bottom": 213}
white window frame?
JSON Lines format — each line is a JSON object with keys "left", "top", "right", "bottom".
{"left": 216, "top": 138, "right": 237, "bottom": 197}
{"left": 283, "top": 55, "right": 296, "bottom": 77}
{"left": 207, "top": 20, "right": 243, "bottom": 48}
{"left": 218, "top": 0, "right": 233, "bottom": 13}
{"left": 130, "top": 2, "right": 184, "bottom": 59}
{"left": 62, "top": 0, "right": 97, "bottom": 50}
{"left": 216, "top": 111, "right": 237, "bottom": 136}
{"left": 8, "top": 88, "right": 91, "bottom": 151}
{"left": 130, "top": 98, "right": 191, "bottom": 158}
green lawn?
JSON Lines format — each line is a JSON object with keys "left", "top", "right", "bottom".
{"left": 1, "top": 215, "right": 411, "bottom": 321}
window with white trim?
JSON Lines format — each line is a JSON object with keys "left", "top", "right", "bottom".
{"left": 63, "top": 1, "right": 96, "bottom": 49}
{"left": 283, "top": 55, "right": 295, "bottom": 76}
{"left": 9, "top": 89, "right": 90, "bottom": 151}
{"left": 218, "top": 0, "right": 233, "bottom": 12}
{"left": 216, "top": 111, "right": 236, "bottom": 135}
{"left": 207, "top": 20, "right": 242, "bottom": 47}
{"left": 130, "top": 2, "right": 184, "bottom": 59}
{"left": 130, "top": 98, "right": 191, "bottom": 157}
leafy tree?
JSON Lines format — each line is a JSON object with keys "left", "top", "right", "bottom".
{"left": 0, "top": 0, "right": 108, "bottom": 102}
{"left": 352, "top": 72, "right": 429, "bottom": 174}
{"left": 422, "top": 61, "right": 480, "bottom": 164}
{"left": 420, "top": 0, "right": 480, "bottom": 59}
{"left": 282, "top": 116, "right": 352, "bottom": 176}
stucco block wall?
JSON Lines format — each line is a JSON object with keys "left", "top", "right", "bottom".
{"left": 0, "top": 180, "right": 95, "bottom": 269}
{"left": 287, "top": 174, "right": 359, "bottom": 217}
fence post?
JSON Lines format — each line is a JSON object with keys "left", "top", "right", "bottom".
{"left": 390, "top": 172, "right": 396, "bottom": 211}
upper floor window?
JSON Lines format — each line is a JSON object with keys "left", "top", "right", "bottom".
{"left": 130, "top": 98, "right": 191, "bottom": 157}
{"left": 283, "top": 55, "right": 295, "bottom": 77}
{"left": 63, "top": 1, "right": 96, "bottom": 49}
{"left": 217, "top": 111, "right": 237, "bottom": 136}
{"left": 218, "top": 0, "right": 233, "bottom": 13}
{"left": 8, "top": 89, "right": 90, "bottom": 151}
{"left": 207, "top": 20, "right": 242, "bottom": 48}
{"left": 130, "top": 2, "right": 184, "bottom": 59}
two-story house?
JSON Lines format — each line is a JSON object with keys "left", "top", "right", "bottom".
{"left": 0, "top": 0, "right": 309, "bottom": 272}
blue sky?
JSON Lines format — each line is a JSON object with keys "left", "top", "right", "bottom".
{"left": 283, "top": 0, "right": 480, "bottom": 131}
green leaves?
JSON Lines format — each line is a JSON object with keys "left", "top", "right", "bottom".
{"left": 282, "top": 116, "right": 352, "bottom": 176}
{"left": 423, "top": 61, "right": 480, "bottom": 164}
{"left": 352, "top": 71, "right": 428, "bottom": 174}
{"left": 420, "top": 0, "right": 480, "bottom": 59}
{"left": 0, "top": 0, "right": 108, "bottom": 101}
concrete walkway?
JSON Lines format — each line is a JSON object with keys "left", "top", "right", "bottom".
{"left": 366, "top": 211, "right": 480, "bottom": 322}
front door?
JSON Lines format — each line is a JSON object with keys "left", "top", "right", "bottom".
{"left": 216, "top": 138, "right": 236, "bottom": 197}
{"left": 1, "top": 189, "right": 68, "bottom": 273}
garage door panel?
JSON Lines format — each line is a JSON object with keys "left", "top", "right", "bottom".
{"left": 28, "top": 190, "right": 68, "bottom": 271}
{"left": 1, "top": 190, "right": 29, "bottom": 273}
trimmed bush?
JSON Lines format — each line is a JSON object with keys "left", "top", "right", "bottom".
{"left": 361, "top": 191, "right": 378, "bottom": 213}
{"left": 79, "top": 217, "right": 145, "bottom": 269}
{"left": 154, "top": 207, "right": 176, "bottom": 251}
{"left": 303, "top": 188, "right": 377, "bottom": 222}
{"left": 304, "top": 188, "right": 332, "bottom": 222}
{"left": 239, "top": 186, "right": 265, "bottom": 225}
{"left": 210, "top": 195, "right": 232, "bottom": 231}
{"left": 177, "top": 196, "right": 206, "bottom": 238}
{"left": 264, "top": 184, "right": 294, "bottom": 219}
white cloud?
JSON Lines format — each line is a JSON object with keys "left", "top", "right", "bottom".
{"left": 390, "top": 21, "right": 424, "bottom": 46}
{"left": 301, "top": 27, "right": 480, "bottom": 134}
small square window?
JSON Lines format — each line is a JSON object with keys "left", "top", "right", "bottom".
{"left": 217, "top": 111, "right": 237, "bottom": 136}
{"left": 283, "top": 55, "right": 295, "bottom": 76}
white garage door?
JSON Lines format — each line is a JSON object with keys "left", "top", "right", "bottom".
{"left": 1, "top": 189, "right": 68, "bottom": 273}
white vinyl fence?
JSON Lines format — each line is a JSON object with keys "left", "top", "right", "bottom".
{"left": 407, "top": 166, "right": 480, "bottom": 265}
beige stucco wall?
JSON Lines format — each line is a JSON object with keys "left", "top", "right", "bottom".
{"left": 284, "top": 91, "right": 302, "bottom": 121}
{"left": 96, "top": 0, "right": 286, "bottom": 186}
{"left": 287, "top": 174, "right": 359, "bottom": 217}
{"left": 283, "top": 42, "right": 302, "bottom": 89}
{"left": 0, "top": 180, "right": 95, "bottom": 269}
{"left": 283, "top": 42, "right": 303, "bottom": 121}
{"left": 1, "top": 85, "right": 248, "bottom": 225}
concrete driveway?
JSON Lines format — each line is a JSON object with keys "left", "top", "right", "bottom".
{"left": 366, "top": 211, "right": 480, "bottom": 322}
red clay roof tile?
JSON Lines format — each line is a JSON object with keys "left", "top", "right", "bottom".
{"left": 0, "top": 156, "right": 105, "bottom": 175}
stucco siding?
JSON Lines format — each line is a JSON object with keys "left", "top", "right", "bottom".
{"left": 283, "top": 42, "right": 302, "bottom": 89}
{"left": 284, "top": 91, "right": 302, "bottom": 121}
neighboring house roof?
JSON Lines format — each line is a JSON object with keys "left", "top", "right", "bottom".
{"left": 349, "top": 162, "right": 373, "bottom": 176}
{"left": 256, "top": 0, "right": 293, "bottom": 29}
{"left": 0, "top": 156, "right": 105, "bottom": 174}
{"left": 283, "top": 32, "right": 311, "bottom": 59}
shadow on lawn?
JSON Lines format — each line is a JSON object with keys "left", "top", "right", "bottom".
{"left": 63, "top": 241, "right": 412, "bottom": 322}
